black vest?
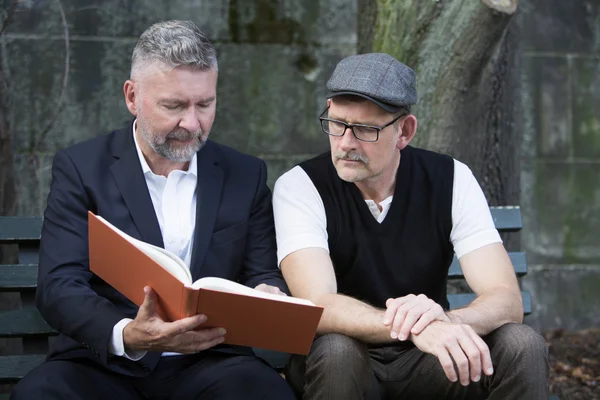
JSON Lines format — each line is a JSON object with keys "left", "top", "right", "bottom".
{"left": 299, "top": 146, "right": 455, "bottom": 309}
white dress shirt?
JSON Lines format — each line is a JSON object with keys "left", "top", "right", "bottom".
{"left": 273, "top": 159, "right": 502, "bottom": 265}
{"left": 108, "top": 121, "right": 198, "bottom": 360}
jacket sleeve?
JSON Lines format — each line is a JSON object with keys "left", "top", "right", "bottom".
{"left": 36, "top": 150, "right": 126, "bottom": 366}
{"left": 237, "top": 159, "right": 290, "bottom": 294}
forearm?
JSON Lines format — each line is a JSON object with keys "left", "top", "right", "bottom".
{"left": 316, "top": 293, "right": 394, "bottom": 344}
{"left": 38, "top": 272, "right": 125, "bottom": 354}
{"left": 446, "top": 286, "right": 523, "bottom": 336}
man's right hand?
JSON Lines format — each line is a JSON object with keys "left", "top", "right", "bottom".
{"left": 123, "top": 286, "right": 226, "bottom": 354}
{"left": 410, "top": 321, "right": 493, "bottom": 386}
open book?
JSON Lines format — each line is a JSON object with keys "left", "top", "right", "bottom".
{"left": 87, "top": 211, "right": 323, "bottom": 355}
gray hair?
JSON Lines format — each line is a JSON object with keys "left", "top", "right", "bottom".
{"left": 131, "top": 20, "right": 217, "bottom": 79}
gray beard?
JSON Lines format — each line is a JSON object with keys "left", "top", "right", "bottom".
{"left": 150, "top": 136, "right": 205, "bottom": 162}
{"left": 140, "top": 126, "right": 205, "bottom": 162}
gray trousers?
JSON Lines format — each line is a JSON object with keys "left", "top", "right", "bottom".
{"left": 286, "top": 323, "right": 549, "bottom": 400}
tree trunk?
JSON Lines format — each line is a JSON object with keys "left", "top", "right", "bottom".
{"left": 358, "top": 0, "right": 521, "bottom": 207}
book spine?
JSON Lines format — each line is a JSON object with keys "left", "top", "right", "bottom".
{"left": 180, "top": 286, "right": 200, "bottom": 318}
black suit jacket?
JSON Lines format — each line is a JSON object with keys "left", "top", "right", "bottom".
{"left": 36, "top": 121, "right": 288, "bottom": 377}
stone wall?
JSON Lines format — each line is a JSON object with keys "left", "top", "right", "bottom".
{"left": 1, "top": 0, "right": 357, "bottom": 215}
{"left": 518, "top": 0, "right": 600, "bottom": 331}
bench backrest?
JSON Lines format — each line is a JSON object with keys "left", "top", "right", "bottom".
{"left": 0, "top": 206, "right": 530, "bottom": 386}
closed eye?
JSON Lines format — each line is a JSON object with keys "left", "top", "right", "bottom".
{"left": 163, "top": 103, "right": 183, "bottom": 110}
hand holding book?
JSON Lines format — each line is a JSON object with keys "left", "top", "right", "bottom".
{"left": 88, "top": 211, "right": 323, "bottom": 354}
{"left": 123, "top": 286, "right": 226, "bottom": 354}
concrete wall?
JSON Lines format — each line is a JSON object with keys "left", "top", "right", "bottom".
{"left": 518, "top": 0, "right": 600, "bottom": 331}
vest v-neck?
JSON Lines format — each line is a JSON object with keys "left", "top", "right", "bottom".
{"left": 347, "top": 146, "right": 413, "bottom": 232}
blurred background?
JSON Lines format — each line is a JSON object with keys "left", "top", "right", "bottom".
{"left": 1, "top": 0, "right": 599, "bottom": 397}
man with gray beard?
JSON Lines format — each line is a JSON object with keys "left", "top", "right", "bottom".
{"left": 12, "top": 20, "right": 295, "bottom": 400}
{"left": 273, "top": 53, "right": 549, "bottom": 399}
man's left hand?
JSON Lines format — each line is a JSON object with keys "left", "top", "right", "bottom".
{"left": 410, "top": 321, "right": 493, "bottom": 386}
{"left": 383, "top": 294, "right": 450, "bottom": 340}
{"left": 254, "top": 283, "right": 287, "bottom": 296}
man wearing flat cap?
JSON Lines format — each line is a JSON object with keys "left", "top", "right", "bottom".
{"left": 273, "top": 53, "right": 549, "bottom": 399}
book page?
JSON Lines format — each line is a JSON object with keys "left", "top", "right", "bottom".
{"left": 189, "top": 277, "right": 315, "bottom": 306}
{"left": 95, "top": 216, "right": 192, "bottom": 285}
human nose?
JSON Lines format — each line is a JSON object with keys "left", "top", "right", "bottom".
{"left": 338, "top": 126, "right": 359, "bottom": 150}
{"left": 179, "top": 107, "right": 201, "bottom": 133}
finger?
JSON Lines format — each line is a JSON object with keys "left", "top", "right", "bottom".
{"left": 410, "top": 301, "right": 446, "bottom": 334}
{"left": 383, "top": 300, "right": 399, "bottom": 326}
{"left": 161, "top": 314, "right": 208, "bottom": 337}
{"left": 467, "top": 328, "right": 493, "bottom": 376}
{"left": 457, "top": 334, "right": 483, "bottom": 383}
{"left": 385, "top": 296, "right": 411, "bottom": 308}
{"left": 194, "top": 332, "right": 226, "bottom": 352}
{"left": 447, "top": 341, "right": 470, "bottom": 386}
{"left": 398, "top": 304, "right": 429, "bottom": 340}
{"left": 175, "top": 328, "right": 226, "bottom": 354}
{"left": 193, "top": 327, "right": 227, "bottom": 348}
{"left": 410, "top": 309, "right": 437, "bottom": 335}
{"left": 137, "top": 286, "right": 158, "bottom": 320}
{"left": 390, "top": 298, "right": 424, "bottom": 338}
{"left": 389, "top": 304, "right": 408, "bottom": 338}
{"left": 268, "top": 286, "right": 283, "bottom": 295}
{"left": 383, "top": 295, "right": 415, "bottom": 325}
{"left": 436, "top": 346, "right": 458, "bottom": 383}
{"left": 272, "top": 288, "right": 288, "bottom": 296}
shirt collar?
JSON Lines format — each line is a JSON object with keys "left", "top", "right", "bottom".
{"left": 132, "top": 119, "right": 197, "bottom": 177}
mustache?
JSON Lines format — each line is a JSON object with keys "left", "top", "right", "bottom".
{"left": 165, "top": 129, "right": 203, "bottom": 141}
{"left": 334, "top": 150, "right": 369, "bottom": 164}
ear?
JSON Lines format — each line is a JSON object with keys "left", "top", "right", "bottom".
{"left": 123, "top": 80, "right": 138, "bottom": 116}
{"left": 396, "top": 114, "right": 418, "bottom": 151}
{"left": 327, "top": 98, "right": 331, "bottom": 107}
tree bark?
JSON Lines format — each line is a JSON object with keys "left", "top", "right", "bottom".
{"left": 358, "top": 0, "right": 521, "bottom": 207}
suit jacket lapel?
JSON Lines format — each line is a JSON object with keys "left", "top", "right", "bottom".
{"left": 190, "top": 142, "right": 223, "bottom": 278}
{"left": 109, "top": 122, "right": 164, "bottom": 248}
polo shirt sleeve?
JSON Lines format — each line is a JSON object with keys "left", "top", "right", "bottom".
{"left": 273, "top": 166, "right": 329, "bottom": 266}
{"left": 450, "top": 159, "right": 502, "bottom": 259}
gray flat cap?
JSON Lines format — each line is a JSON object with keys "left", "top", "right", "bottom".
{"left": 326, "top": 53, "right": 418, "bottom": 113}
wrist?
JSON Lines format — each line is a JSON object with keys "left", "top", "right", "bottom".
{"left": 122, "top": 321, "right": 136, "bottom": 349}
{"left": 445, "top": 310, "right": 462, "bottom": 324}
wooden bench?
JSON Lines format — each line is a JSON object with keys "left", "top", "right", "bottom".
{"left": 0, "top": 207, "right": 531, "bottom": 396}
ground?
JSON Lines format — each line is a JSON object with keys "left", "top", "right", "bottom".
{"left": 546, "top": 328, "right": 600, "bottom": 399}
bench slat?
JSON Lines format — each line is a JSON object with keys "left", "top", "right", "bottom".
{"left": 448, "top": 291, "right": 531, "bottom": 314}
{"left": 0, "top": 265, "right": 38, "bottom": 291}
{"left": 490, "top": 206, "right": 522, "bottom": 231}
{"left": 0, "top": 217, "right": 43, "bottom": 243}
{"left": 448, "top": 252, "right": 527, "bottom": 279}
{"left": 0, "top": 354, "right": 46, "bottom": 384}
{"left": 0, "top": 309, "right": 56, "bottom": 338}
{"left": 6, "top": 253, "right": 526, "bottom": 288}
{"left": 0, "top": 210, "right": 520, "bottom": 238}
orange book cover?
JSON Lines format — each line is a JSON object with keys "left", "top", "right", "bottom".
{"left": 87, "top": 211, "right": 323, "bottom": 355}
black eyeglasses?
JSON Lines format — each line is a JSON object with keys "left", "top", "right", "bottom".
{"left": 319, "top": 107, "right": 407, "bottom": 143}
